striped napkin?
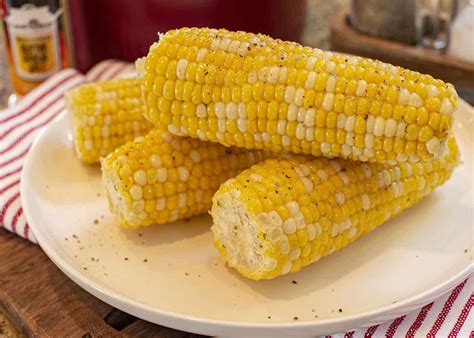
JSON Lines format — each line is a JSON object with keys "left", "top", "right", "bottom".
{"left": 0, "top": 60, "right": 472, "bottom": 337}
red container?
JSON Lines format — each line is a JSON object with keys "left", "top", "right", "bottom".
{"left": 67, "top": 0, "right": 305, "bottom": 72}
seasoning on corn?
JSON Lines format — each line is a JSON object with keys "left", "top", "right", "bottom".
{"left": 101, "top": 128, "right": 271, "bottom": 228}
{"left": 66, "top": 78, "right": 153, "bottom": 163}
{"left": 211, "top": 135, "right": 459, "bottom": 280}
{"left": 141, "top": 27, "right": 457, "bottom": 164}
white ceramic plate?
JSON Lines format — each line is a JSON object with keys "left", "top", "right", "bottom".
{"left": 21, "top": 101, "right": 473, "bottom": 337}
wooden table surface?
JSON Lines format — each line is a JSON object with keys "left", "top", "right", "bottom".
{"left": 0, "top": 228, "right": 205, "bottom": 337}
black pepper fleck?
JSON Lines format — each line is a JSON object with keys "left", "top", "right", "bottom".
{"left": 291, "top": 280, "right": 298, "bottom": 285}
{"left": 338, "top": 308, "right": 343, "bottom": 313}
{"left": 124, "top": 257, "right": 129, "bottom": 261}
{"left": 293, "top": 316, "right": 299, "bottom": 320}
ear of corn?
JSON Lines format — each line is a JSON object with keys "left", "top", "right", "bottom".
{"left": 101, "top": 128, "right": 272, "bottom": 228}
{"left": 141, "top": 27, "right": 457, "bottom": 165}
{"left": 211, "top": 135, "right": 459, "bottom": 280}
{"left": 67, "top": 78, "right": 153, "bottom": 163}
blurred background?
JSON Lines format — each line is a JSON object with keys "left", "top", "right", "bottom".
{"left": 1, "top": 0, "right": 473, "bottom": 108}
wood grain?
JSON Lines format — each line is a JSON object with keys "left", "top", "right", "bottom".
{"left": 0, "top": 229, "right": 205, "bottom": 337}
{"left": 330, "top": 9, "right": 474, "bottom": 87}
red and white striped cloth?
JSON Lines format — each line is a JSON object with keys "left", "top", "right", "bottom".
{"left": 0, "top": 60, "right": 472, "bottom": 337}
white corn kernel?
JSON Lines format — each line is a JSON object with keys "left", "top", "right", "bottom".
{"left": 337, "top": 114, "right": 346, "bottom": 129}
{"left": 130, "top": 185, "right": 143, "bottom": 200}
{"left": 385, "top": 118, "right": 397, "bottom": 137}
{"left": 305, "top": 127, "right": 315, "bottom": 141}
{"left": 317, "top": 169, "right": 328, "bottom": 181}
{"left": 326, "top": 61, "right": 336, "bottom": 72}
{"left": 238, "top": 42, "right": 249, "bottom": 56}
{"left": 301, "top": 177, "right": 313, "bottom": 192}
{"left": 326, "top": 75, "right": 336, "bottom": 93}
{"left": 306, "top": 56, "right": 317, "bottom": 70}
{"left": 215, "top": 102, "right": 226, "bottom": 118}
{"left": 156, "top": 168, "right": 167, "bottom": 182}
{"left": 285, "top": 86, "right": 296, "bottom": 103}
{"left": 196, "top": 48, "right": 207, "bottom": 62}
{"left": 176, "top": 59, "right": 188, "bottom": 80}
{"left": 306, "top": 223, "right": 316, "bottom": 241}
{"left": 282, "top": 135, "right": 291, "bottom": 147}
{"left": 226, "top": 102, "right": 238, "bottom": 120}
{"left": 287, "top": 104, "right": 298, "bottom": 121}
{"left": 339, "top": 172, "right": 350, "bottom": 184}
{"left": 196, "top": 103, "right": 207, "bottom": 118}
{"left": 156, "top": 197, "right": 166, "bottom": 211}
{"left": 426, "top": 85, "right": 439, "bottom": 98}
{"left": 228, "top": 40, "right": 240, "bottom": 53}
{"left": 396, "top": 153, "right": 408, "bottom": 162}
{"left": 440, "top": 98, "right": 454, "bottom": 115}
{"left": 277, "top": 120, "right": 287, "bottom": 135}
{"left": 132, "top": 201, "right": 144, "bottom": 213}
{"left": 294, "top": 88, "right": 305, "bottom": 106}
{"left": 281, "top": 260, "right": 292, "bottom": 274}
{"left": 189, "top": 150, "right": 201, "bottom": 163}
{"left": 297, "top": 107, "right": 306, "bottom": 122}
{"left": 289, "top": 248, "right": 301, "bottom": 260}
{"left": 305, "top": 71, "right": 317, "bottom": 89}
{"left": 373, "top": 116, "right": 385, "bottom": 136}
{"left": 396, "top": 122, "right": 407, "bottom": 138}
{"left": 278, "top": 67, "right": 288, "bottom": 84}
{"left": 361, "top": 194, "right": 370, "bottom": 210}
{"left": 398, "top": 88, "right": 410, "bottom": 104}
{"left": 365, "top": 134, "right": 375, "bottom": 149}
{"left": 268, "top": 66, "right": 279, "bottom": 84}
{"left": 322, "top": 93, "right": 334, "bottom": 111}
{"left": 280, "top": 236, "right": 290, "bottom": 254}
{"left": 345, "top": 115, "right": 356, "bottom": 132}
{"left": 287, "top": 201, "right": 300, "bottom": 216}
{"left": 320, "top": 142, "right": 331, "bottom": 153}
{"left": 303, "top": 109, "right": 315, "bottom": 127}
{"left": 335, "top": 192, "right": 345, "bottom": 205}
{"left": 218, "top": 119, "right": 227, "bottom": 132}
{"left": 133, "top": 170, "right": 147, "bottom": 186}
{"left": 178, "top": 167, "right": 189, "bottom": 181}
{"left": 250, "top": 173, "right": 263, "bottom": 183}
{"left": 341, "top": 144, "right": 351, "bottom": 156}
{"left": 346, "top": 132, "right": 355, "bottom": 146}
{"left": 237, "top": 119, "right": 247, "bottom": 133}
{"left": 283, "top": 218, "right": 296, "bottom": 234}
{"left": 408, "top": 93, "right": 423, "bottom": 107}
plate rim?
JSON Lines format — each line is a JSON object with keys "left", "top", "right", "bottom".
{"left": 20, "top": 106, "right": 474, "bottom": 336}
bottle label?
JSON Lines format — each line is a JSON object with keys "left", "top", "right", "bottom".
{"left": 6, "top": 4, "right": 62, "bottom": 81}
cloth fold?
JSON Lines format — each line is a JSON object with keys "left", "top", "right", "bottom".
{"left": 0, "top": 59, "right": 471, "bottom": 337}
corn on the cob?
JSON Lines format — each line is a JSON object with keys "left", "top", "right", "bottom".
{"left": 141, "top": 27, "right": 457, "bottom": 165}
{"left": 101, "top": 128, "right": 271, "bottom": 228}
{"left": 67, "top": 78, "right": 153, "bottom": 163}
{"left": 211, "top": 135, "right": 459, "bottom": 280}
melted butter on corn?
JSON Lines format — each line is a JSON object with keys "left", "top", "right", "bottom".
{"left": 141, "top": 27, "right": 457, "bottom": 164}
